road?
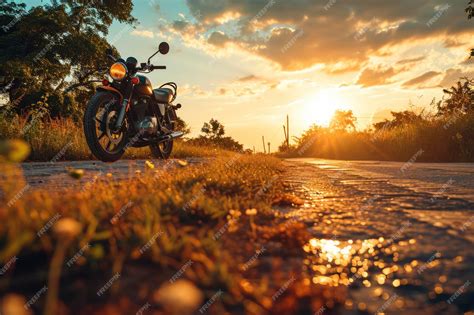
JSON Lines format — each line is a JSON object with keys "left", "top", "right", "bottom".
{"left": 15, "top": 158, "right": 474, "bottom": 314}
{"left": 283, "top": 159, "right": 474, "bottom": 314}
{"left": 18, "top": 158, "right": 204, "bottom": 190}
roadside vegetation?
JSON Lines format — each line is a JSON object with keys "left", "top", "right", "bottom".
{"left": 279, "top": 79, "right": 474, "bottom": 162}
{"left": 0, "top": 114, "right": 239, "bottom": 161}
{"left": 0, "top": 146, "right": 337, "bottom": 314}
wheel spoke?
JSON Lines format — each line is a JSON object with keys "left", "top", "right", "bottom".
{"left": 98, "top": 132, "right": 105, "bottom": 140}
{"left": 105, "top": 140, "right": 112, "bottom": 151}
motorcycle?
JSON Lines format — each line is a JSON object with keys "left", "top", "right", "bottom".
{"left": 83, "top": 42, "right": 184, "bottom": 162}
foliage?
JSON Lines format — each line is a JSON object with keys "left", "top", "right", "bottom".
{"left": 187, "top": 118, "right": 244, "bottom": 152}
{"left": 329, "top": 110, "right": 357, "bottom": 132}
{"left": 0, "top": 115, "right": 229, "bottom": 161}
{"left": 467, "top": 0, "right": 474, "bottom": 19}
{"left": 438, "top": 78, "right": 474, "bottom": 115}
{"left": 373, "top": 110, "right": 427, "bottom": 131}
{"left": 280, "top": 79, "right": 474, "bottom": 162}
{"left": 0, "top": 1, "right": 135, "bottom": 117}
{"left": 467, "top": 0, "right": 474, "bottom": 56}
{"left": 174, "top": 116, "right": 191, "bottom": 135}
{"left": 201, "top": 118, "right": 225, "bottom": 139}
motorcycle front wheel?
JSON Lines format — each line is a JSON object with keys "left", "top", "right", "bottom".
{"left": 83, "top": 92, "right": 129, "bottom": 162}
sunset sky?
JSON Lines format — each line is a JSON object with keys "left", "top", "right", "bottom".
{"left": 27, "top": 0, "right": 474, "bottom": 151}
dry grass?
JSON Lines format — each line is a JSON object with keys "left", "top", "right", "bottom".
{"left": 0, "top": 116, "right": 228, "bottom": 161}
{"left": 0, "top": 151, "right": 339, "bottom": 314}
{"left": 279, "top": 113, "right": 474, "bottom": 162}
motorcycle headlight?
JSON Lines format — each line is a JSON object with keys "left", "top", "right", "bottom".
{"left": 109, "top": 62, "right": 127, "bottom": 81}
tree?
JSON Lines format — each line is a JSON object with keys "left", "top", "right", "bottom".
{"left": 438, "top": 79, "right": 474, "bottom": 115}
{"left": 188, "top": 118, "right": 243, "bottom": 152}
{"left": 0, "top": 1, "right": 135, "bottom": 117}
{"left": 174, "top": 116, "right": 191, "bottom": 135}
{"left": 467, "top": 0, "right": 474, "bottom": 56}
{"left": 201, "top": 118, "right": 225, "bottom": 139}
{"left": 373, "top": 110, "right": 426, "bottom": 131}
{"left": 329, "top": 110, "right": 357, "bottom": 132}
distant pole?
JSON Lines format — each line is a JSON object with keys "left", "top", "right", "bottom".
{"left": 262, "top": 136, "right": 266, "bottom": 154}
{"left": 267, "top": 142, "right": 271, "bottom": 154}
{"left": 286, "top": 115, "right": 290, "bottom": 147}
{"left": 283, "top": 125, "right": 287, "bottom": 144}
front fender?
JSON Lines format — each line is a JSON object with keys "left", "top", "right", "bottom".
{"left": 96, "top": 86, "right": 123, "bottom": 104}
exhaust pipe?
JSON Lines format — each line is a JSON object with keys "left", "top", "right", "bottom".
{"left": 157, "top": 131, "right": 184, "bottom": 143}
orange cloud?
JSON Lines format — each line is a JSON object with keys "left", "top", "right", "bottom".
{"left": 356, "top": 66, "right": 405, "bottom": 87}
{"left": 402, "top": 71, "right": 441, "bottom": 88}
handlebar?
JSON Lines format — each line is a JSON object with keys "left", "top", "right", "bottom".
{"left": 150, "top": 65, "right": 166, "bottom": 70}
{"left": 136, "top": 63, "right": 166, "bottom": 72}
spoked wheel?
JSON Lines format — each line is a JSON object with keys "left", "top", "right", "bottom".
{"left": 150, "top": 119, "right": 174, "bottom": 159}
{"left": 84, "top": 92, "right": 129, "bottom": 162}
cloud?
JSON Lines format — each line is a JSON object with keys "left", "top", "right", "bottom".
{"left": 131, "top": 29, "right": 154, "bottom": 38}
{"left": 208, "top": 31, "right": 231, "bottom": 46}
{"left": 356, "top": 66, "right": 405, "bottom": 87}
{"left": 397, "top": 56, "right": 425, "bottom": 65}
{"left": 438, "top": 68, "right": 474, "bottom": 87}
{"left": 237, "top": 75, "right": 259, "bottom": 81}
{"left": 402, "top": 71, "right": 441, "bottom": 87}
{"left": 179, "top": 0, "right": 472, "bottom": 71}
{"left": 443, "top": 38, "right": 466, "bottom": 48}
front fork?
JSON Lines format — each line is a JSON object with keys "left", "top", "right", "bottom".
{"left": 114, "top": 81, "right": 135, "bottom": 131}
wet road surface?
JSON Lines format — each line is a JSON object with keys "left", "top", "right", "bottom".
{"left": 284, "top": 159, "right": 474, "bottom": 314}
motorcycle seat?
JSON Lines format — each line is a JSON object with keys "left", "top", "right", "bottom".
{"left": 153, "top": 88, "right": 174, "bottom": 104}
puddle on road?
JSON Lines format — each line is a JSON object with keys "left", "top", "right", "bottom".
{"left": 299, "top": 235, "right": 471, "bottom": 314}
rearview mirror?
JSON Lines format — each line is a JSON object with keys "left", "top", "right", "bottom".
{"left": 159, "top": 42, "right": 170, "bottom": 55}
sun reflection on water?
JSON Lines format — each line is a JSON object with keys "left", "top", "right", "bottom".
{"left": 304, "top": 238, "right": 387, "bottom": 287}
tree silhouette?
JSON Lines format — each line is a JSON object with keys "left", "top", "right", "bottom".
{"left": 467, "top": 1, "right": 474, "bottom": 56}
{"left": 439, "top": 79, "right": 474, "bottom": 114}
{"left": 0, "top": 1, "right": 135, "bottom": 117}
{"left": 329, "top": 110, "right": 357, "bottom": 132}
{"left": 201, "top": 118, "right": 225, "bottom": 139}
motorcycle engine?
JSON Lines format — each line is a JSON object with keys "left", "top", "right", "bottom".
{"left": 133, "top": 98, "right": 158, "bottom": 135}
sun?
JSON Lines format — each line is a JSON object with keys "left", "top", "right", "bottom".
{"left": 302, "top": 89, "right": 349, "bottom": 127}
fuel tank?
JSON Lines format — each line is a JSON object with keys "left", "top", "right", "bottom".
{"left": 134, "top": 75, "right": 153, "bottom": 97}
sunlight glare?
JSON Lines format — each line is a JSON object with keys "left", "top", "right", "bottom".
{"left": 303, "top": 89, "right": 349, "bottom": 127}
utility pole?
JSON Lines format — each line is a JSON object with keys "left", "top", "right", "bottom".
{"left": 262, "top": 136, "right": 266, "bottom": 154}
{"left": 286, "top": 114, "right": 290, "bottom": 147}
{"left": 267, "top": 142, "right": 271, "bottom": 154}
